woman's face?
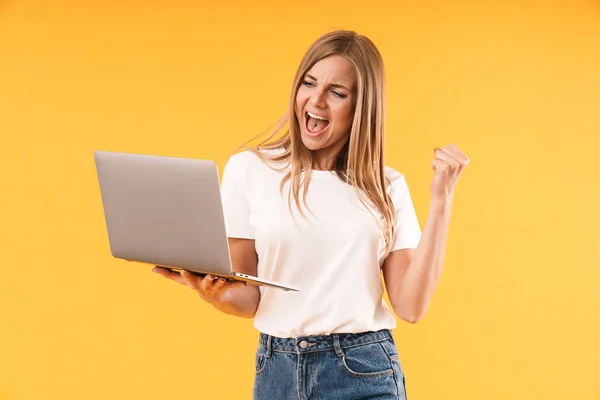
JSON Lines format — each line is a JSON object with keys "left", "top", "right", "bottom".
{"left": 295, "top": 55, "right": 357, "bottom": 170}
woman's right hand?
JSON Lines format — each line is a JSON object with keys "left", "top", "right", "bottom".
{"left": 152, "top": 266, "right": 246, "bottom": 306}
{"left": 152, "top": 238, "right": 261, "bottom": 318}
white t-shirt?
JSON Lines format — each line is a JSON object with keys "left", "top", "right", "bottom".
{"left": 220, "top": 149, "right": 421, "bottom": 338}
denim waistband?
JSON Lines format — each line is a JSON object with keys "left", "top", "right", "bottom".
{"left": 258, "top": 329, "right": 394, "bottom": 355}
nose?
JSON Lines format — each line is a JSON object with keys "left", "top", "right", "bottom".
{"left": 309, "top": 88, "right": 327, "bottom": 108}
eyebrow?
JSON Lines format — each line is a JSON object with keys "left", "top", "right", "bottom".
{"left": 305, "top": 74, "right": 351, "bottom": 91}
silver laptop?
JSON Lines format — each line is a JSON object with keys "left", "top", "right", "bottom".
{"left": 94, "top": 150, "right": 299, "bottom": 292}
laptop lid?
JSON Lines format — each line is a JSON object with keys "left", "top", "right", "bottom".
{"left": 94, "top": 151, "right": 233, "bottom": 275}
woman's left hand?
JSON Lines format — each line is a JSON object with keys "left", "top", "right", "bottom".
{"left": 430, "top": 144, "right": 470, "bottom": 202}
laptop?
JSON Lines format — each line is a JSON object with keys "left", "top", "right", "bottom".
{"left": 93, "top": 150, "right": 299, "bottom": 292}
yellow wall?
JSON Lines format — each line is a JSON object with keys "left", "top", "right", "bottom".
{"left": 1, "top": 0, "right": 599, "bottom": 399}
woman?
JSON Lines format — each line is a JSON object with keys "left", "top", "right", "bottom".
{"left": 153, "top": 30, "right": 469, "bottom": 399}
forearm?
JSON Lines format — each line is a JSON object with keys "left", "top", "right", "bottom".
{"left": 394, "top": 196, "right": 453, "bottom": 322}
{"left": 212, "top": 285, "right": 261, "bottom": 318}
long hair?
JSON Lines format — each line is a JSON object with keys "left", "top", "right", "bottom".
{"left": 239, "top": 30, "right": 396, "bottom": 255}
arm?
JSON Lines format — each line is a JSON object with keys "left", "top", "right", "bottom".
{"left": 214, "top": 238, "right": 261, "bottom": 318}
{"left": 383, "top": 198, "right": 453, "bottom": 323}
{"left": 383, "top": 144, "right": 469, "bottom": 323}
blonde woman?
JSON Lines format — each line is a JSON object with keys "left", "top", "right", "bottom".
{"left": 154, "top": 30, "right": 469, "bottom": 399}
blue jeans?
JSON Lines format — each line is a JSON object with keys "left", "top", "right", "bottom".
{"left": 253, "top": 329, "right": 407, "bottom": 400}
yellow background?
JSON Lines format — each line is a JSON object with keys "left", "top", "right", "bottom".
{"left": 1, "top": 0, "right": 599, "bottom": 399}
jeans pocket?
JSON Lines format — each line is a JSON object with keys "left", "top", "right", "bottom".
{"left": 389, "top": 353, "right": 408, "bottom": 399}
{"left": 382, "top": 339, "right": 405, "bottom": 374}
{"left": 255, "top": 351, "right": 267, "bottom": 375}
{"left": 340, "top": 342, "right": 394, "bottom": 378}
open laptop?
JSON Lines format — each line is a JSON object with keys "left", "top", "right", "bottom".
{"left": 93, "top": 150, "right": 299, "bottom": 292}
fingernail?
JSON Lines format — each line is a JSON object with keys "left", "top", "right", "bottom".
{"left": 434, "top": 148, "right": 441, "bottom": 153}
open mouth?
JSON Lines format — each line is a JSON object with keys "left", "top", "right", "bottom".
{"left": 305, "top": 111, "right": 330, "bottom": 135}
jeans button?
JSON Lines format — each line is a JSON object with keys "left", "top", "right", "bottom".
{"left": 299, "top": 340, "right": 308, "bottom": 349}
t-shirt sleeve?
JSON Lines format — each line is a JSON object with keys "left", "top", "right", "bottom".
{"left": 389, "top": 173, "right": 421, "bottom": 251}
{"left": 220, "top": 154, "right": 255, "bottom": 239}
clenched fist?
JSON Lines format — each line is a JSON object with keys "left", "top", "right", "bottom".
{"left": 430, "top": 144, "right": 470, "bottom": 201}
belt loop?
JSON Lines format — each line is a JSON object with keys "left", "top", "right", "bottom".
{"left": 387, "top": 329, "right": 395, "bottom": 344}
{"left": 266, "top": 335, "right": 272, "bottom": 358}
{"left": 333, "top": 334, "right": 344, "bottom": 358}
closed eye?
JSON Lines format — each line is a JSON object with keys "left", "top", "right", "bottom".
{"left": 302, "top": 80, "right": 348, "bottom": 99}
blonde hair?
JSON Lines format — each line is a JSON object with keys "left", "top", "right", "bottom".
{"left": 239, "top": 30, "right": 396, "bottom": 255}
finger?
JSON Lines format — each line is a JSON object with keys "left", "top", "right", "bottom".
{"left": 440, "top": 147, "right": 468, "bottom": 172}
{"left": 153, "top": 266, "right": 178, "bottom": 278}
{"left": 448, "top": 144, "right": 470, "bottom": 164}
{"left": 431, "top": 159, "right": 448, "bottom": 173}
{"left": 433, "top": 148, "right": 460, "bottom": 170}
{"left": 180, "top": 269, "right": 201, "bottom": 289}
{"left": 200, "top": 274, "right": 219, "bottom": 292}
{"left": 212, "top": 277, "right": 227, "bottom": 291}
{"left": 444, "top": 145, "right": 469, "bottom": 166}
{"left": 434, "top": 147, "right": 457, "bottom": 162}
{"left": 152, "top": 266, "right": 169, "bottom": 275}
{"left": 153, "top": 266, "right": 187, "bottom": 285}
{"left": 225, "top": 280, "right": 247, "bottom": 289}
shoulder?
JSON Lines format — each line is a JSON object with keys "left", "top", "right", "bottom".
{"left": 384, "top": 165, "right": 407, "bottom": 186}
{"left": 384, "top": 165, "right": 413, "bottom": 202}
{"left": 226, "top": 148, "right": 266, "bottom": 168}
{"left": 224, "top": 147, "right": 287, "bottom": 175}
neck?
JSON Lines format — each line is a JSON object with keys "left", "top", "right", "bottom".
{"left": 310, "top": 143, "right": 347, "bottom": 171}
{"left": 312, "top": 159, "right": 335, "bottom": 171}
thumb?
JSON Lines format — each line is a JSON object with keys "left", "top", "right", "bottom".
{"left": 431, "top": 159, "right": 448, "bottom": 174}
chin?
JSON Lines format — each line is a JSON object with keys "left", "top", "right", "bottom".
{"left": 300, "top": 132, "right": 327, "bottom": 151}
